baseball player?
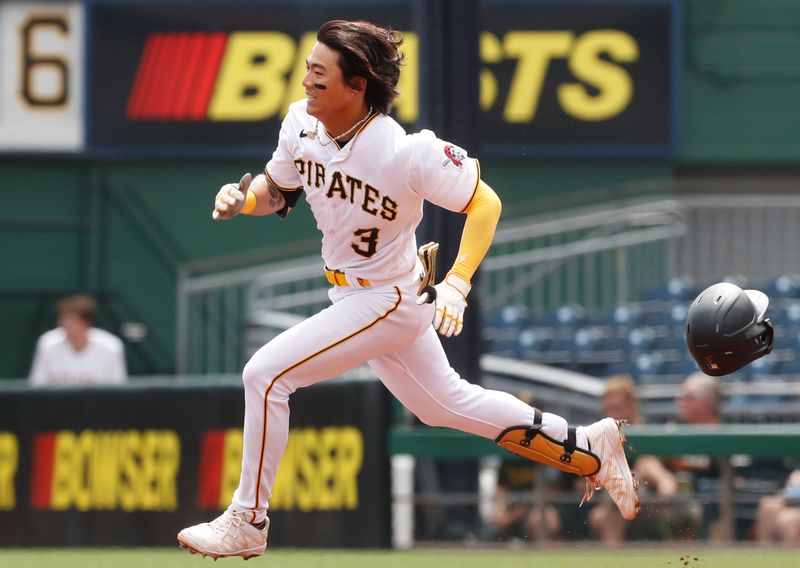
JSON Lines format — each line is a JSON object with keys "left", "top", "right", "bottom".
{"left": 178, "top": 19, "right": 639, "bottom": 559}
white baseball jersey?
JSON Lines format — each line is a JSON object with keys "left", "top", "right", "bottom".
{"left": 265, "top": 100, "right": 480, "bottom": 282}
{"left": 29, "top": 327, "right": 127, "bottom": 386}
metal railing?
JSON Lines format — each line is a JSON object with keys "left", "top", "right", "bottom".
{"left": 176, "top": 255, "right": 324, "bottom": 374}
{"left": 481, "top": 197, "right": 686, "bottom": 313}
{"left": 175, "top": 191, "right": 800, "bottom": 374}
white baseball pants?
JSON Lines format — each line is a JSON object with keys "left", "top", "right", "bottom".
{"left": 231, "top": 273, "right": 572, "bottom": 522}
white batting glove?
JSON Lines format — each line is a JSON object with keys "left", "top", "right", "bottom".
{"left": 416, "top": 273, "right": 471, "bottom": 337}
{"left": 212, "top": 173, "right": 252, "bottom": 220}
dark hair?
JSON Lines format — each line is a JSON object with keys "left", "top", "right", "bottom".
{"left": 317, "top": 20, "right": 403, "bottom": 115}
{"left": 57, "top": 294, "right": 97, "bottom": 325}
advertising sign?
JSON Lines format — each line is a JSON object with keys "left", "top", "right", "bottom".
{"left": 87, "top": 0, "right": 678, "bottom": 157}
{"left": 0, "top": 379, "right": 391, "bottom": 547}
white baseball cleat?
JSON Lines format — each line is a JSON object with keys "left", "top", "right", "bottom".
{"left": 177, "top": 505, "right": 268, "bottom": 559}
{"left": 577, "top": 417, "right": 640, "bottom": 520}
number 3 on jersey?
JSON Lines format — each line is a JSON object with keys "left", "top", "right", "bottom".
{"left": 352, "top": 227, "right": 380, "bottom": 258}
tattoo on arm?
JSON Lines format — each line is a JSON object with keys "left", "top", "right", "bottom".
{"left": 267, "top": 184, "right": 283, "bottom": 208}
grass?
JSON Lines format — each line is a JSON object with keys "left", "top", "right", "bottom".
{"left": 0, "top": 548, "right": 799, "bottom": 568}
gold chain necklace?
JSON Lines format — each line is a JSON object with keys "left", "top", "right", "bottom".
{"left": 315, "top": 107, "right": 373, "bottom": 147}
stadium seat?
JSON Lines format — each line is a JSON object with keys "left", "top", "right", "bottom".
{"left": 517, "top": 327, "right": 573, "bottom": 365}
{"left": 764, "top": 274, "right": 800, "bottom": 299}
{"left": 626, "top": 326, "right": 658, "bottom": 355}
{"left": 517, "top": 327, "right": 547, "bottom": 351}
{"left": 483, "top": 305, "right": 528, "bottom": 333}
{"left": 641, "top": 275, "right": 697, "bottom": 301}
{"left": 780, "top": 302, "right": 800, "bottom": 326}
{"left": 775, "top": 358, "right": 800, "bottom": 379}
{"left": 601, "top": 361, "right": 640, "bottom": 380}
{"left": 663, "top": 358, "right": 700, "bottom": 378}
{"left": 633, "top": 352, "right": 669, "bottom": 383}
{"left": 555, "top": 303, "right": 587, "bottom": 327}
{"left": 483, "top": 326, "right": 521, "bottom": 357}
{"left": 613, "top": 303, "right": 643, "bottom": 326}
{"left": 573, "top": 326, "right": 626, "bottom": 366}
{"left": 483, "top": 305, "right": 530, "bottom": 356}
{"left": 653, "top": 333, "right": 688, "bottom": 352}
{"left": 749, "top": 354, "right": 780, "bottom": 377}
{"left": 669, "top": 302, "right": 689, "bottom": 324}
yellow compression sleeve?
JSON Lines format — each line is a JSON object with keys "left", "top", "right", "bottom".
{"left": 448, "top": 180, "right": 502, "bottom": 284}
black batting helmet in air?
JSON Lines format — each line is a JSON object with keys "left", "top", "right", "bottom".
{"left": 685, "top": 282, "right": 774, "bottom": 377}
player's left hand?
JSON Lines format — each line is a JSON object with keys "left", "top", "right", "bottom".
{"left": 417, "top": 274, "right": 471, "bottom": 337}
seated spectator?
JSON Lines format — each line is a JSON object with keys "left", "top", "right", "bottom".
{"left": 487, "top": 458, "right": 563, "bottom": 542}
{"left": 588, "top": 375, "right": 679, "bottom": 542}
{"left": 756, "top": 469, "right": 800, "bottom": 543}
{"left": 676, "top": 372, "right": 721, "bottom": 427}
{"left": 665, "top": 372, "right": 724, "bottom": 541}
{"left": 484, "top": 391, "right": 562, "bottom": 542}
{"left": 29, "top": 294, "right": 127, "bottom": 386}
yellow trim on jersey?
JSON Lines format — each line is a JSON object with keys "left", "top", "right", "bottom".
{"left": 351, "top": 111, "right": 380, "bottom": 141}
{"left": 264, "top": 169, "right": 302, "bottom": 192}
{"left": 459, "top": 159, "right": 482, "bottom": 213}
{"left": 326, "top": 133, "right": 341, "bottom": 151}
{"left": 449, "top": 179, "right": 502, "bottom": 284}
{"left": 252, "top": 287, "right": 402, "bottom": 510}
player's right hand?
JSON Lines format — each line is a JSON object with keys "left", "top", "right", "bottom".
{"left": 212, "top": 173, "right": 252, "bottom": 220}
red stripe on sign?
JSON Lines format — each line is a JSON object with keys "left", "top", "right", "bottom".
{"left": 173, "top": 33, "right": 207, "bottom": 119}
{"left": 151, "top": 34, "right": 178, "bottom": 120}
{"left": 127, "top": 32, "right": 228, "bottom": 121}
{"left": 126, "top": 34, "right": 161, "bottom": 119}
{"left": 159, "top": 33, "right": 192, "bottom": 120}
{"left": 136, "top": 34, "right": 169, "bottom": 119}
{"left": 29, "top": 432, "right": 57, "bottom": 509}
{"left": 197, "top": 430, "right": 225, "bottom": 510}
{"left": 134, "top": 33, "right": 170, "bottom": 119}
{"left": 140, "top": 34, "right": 174, "bottom": 119}
{"left": 188, "top": 32, "right": 228, "bottom": 120}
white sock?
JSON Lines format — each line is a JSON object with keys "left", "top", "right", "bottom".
{"left": 541, "top": 412, "right": 589, "bottom": 451}
{"left": 540, "top": 412, "right": 567, "bottom": 441}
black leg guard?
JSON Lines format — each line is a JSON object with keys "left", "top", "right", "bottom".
{"left": 495, "top": 408, "right": 600, "bottom": 477}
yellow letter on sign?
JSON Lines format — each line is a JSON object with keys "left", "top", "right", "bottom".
{"left": 503, "top": 31, "right": 573, "bottom": 123}
{"left": 0, "top": 433, "right": 18, "bottom": 510}
{"left": 209, "top": 32, "right": 294, "bottom": 121}
{"left": 559, "top": 30, "right": 638, "bottom": 122}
